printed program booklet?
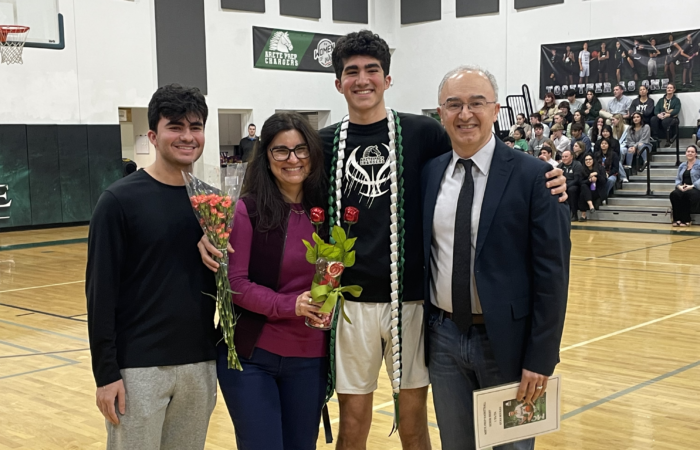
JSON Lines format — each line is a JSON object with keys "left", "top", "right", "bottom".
{"left": 473, "top": 375, "right": 561, "bottom": 449}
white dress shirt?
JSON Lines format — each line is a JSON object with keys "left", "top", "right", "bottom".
{"left": 430, "top": 134, "right": 496, "bottom": 314}
{"left": 553, "top": 135, "right": 570, "bottom": 154}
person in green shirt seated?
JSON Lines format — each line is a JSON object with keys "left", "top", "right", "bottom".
{"left": 513, "top": 127, "right": 530, "bottom": 153}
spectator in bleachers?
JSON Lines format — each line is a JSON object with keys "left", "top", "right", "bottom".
{"left": 670, "top": 145, "right": 700, "bottom": 227}
{"left": 529, "top": 123, "right": 547, "bottom": 154}
{"left": 601, "top": 85, "right": 631, "bottom": 121}
{"left": 628, "top": 85, "right": 655, "bottom": 125}
{"left": 553, "top": 112, "right": 568, "bottom": 131}
{"left": 568, "top": 110, "right": 589, "bottom": 138}
{"left": 513, "top": 128, "right": 529, "bottom": 153}
{"left": 681, "top": 33, "right": 698, "bottom": 88}
{"left": 529, "top": 113, "right": 550, "bottom": 138}
{"left": 597, "top": 137, "right": 620, "bottom": 196}
{"left": 572, "top": 140, "right": 589, "bottom": 165}
{"left": 626, "top": 112, "right": 652, "bottom": 168}
{"left": 559, "top": 149, "right": 584, "bottom": 220}
{"left": 502, "top": 136, "right": 516, "bottom": 149}
{"left": 589, "top": 117, "right": 605, "bottom": 144}
{"left": 612, "top": 114, "right": 629, "bottom": 161}
{"left": 539, "top": 93, "right": 558, "bottom": 125}
{"left": 558, "top": 101, "right": 574, "bottom": 124}
{"left": 551, "top": 124, "right": 571, "bottom": 155}
{"left": 543, "top": 139, "right": 560, "bottom": 161}
{"left": 651, "top": 83, "right": 681, "bottom": 146}
{"left": 582, "top": 90, "right": 602, "bottom": 125}
{"left": 538, "top": 145, "right": 559, "bottom": 168}
{"left": 578, "top": 153, "right": 608, "bottom": 221}
{"left": 566, "top": 89, "right": 583, "bottom": 113}
{"left": 597, "top": 42, "right": 610, "bottom": 83}
{"left": 570, "top": 123, "right": 592, "bottom": 155}
{"left": 602, "top": 124, "right": 628, "bottom": 183}
{"left": 509, "top": 113, "right": 532, "bottom": 139}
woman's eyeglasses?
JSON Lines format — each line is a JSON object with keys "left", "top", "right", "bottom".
{"left": 269, "top": 144, "right": 310, "bottom": 161}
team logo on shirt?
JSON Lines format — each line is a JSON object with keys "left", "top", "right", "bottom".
{"left": 359, "top": 146, "right": 386, "bottom": 165}
{"left": 345, "top": 145, "right": 391, "bottom": 206}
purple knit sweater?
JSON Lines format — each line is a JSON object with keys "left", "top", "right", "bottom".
{"left": 228, "top": 200, "right": 327, "bottom": 358}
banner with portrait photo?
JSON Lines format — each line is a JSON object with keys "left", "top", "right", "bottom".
{"left": 540, "top": 30, "right": 700, "bottom": 99}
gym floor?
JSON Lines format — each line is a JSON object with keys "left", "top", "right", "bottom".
{"left": 1, "top": 224, "right": 699, "bottom": 449}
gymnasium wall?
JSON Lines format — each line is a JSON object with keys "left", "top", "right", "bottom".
{"left": 390, "top": 0, "right": 700, "bottom": 127}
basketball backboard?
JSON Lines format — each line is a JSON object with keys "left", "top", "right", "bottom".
{"left": 0, "top": 0, "right": 64, "bottom": 49}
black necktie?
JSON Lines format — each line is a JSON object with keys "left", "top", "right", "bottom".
{"left": 452, "top": 159, "right": 474, "bottom": 334}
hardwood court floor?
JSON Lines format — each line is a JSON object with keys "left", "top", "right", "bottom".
{"left": 1, "top": 224, "right": 699, "bottom": 449}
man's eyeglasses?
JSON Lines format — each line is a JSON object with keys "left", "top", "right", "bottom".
{"left": 440, "top": 99, "right": 497, "bottom": 114}
{"left": 269, "top": 144, "right": 310, "bottom": 161}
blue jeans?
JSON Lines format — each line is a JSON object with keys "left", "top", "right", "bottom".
{"left": 606, "top": 175, "right": 617, "bottom": 195}
{"left": 216, "top": 345, "right": 327, "bottom": 450}
{"left": 626, "top": 144, "right": 650, "bottom": 166}
{"left": 428, "top": 313, "right": 534, "bottom": 450}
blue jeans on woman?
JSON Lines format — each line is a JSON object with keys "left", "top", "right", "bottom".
{"left": 217, "top": 344, "right": 327, "bottom": 450}
{"left": 428, "top": 312, "right": 535, "bottom": 450}
{"left": 625, "top": 144, "right": 650, "bottom": 166}
{"left": 606, "top": 175, "right": 618, "bottom": 196}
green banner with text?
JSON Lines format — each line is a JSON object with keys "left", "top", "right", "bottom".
{"left": 253, "top": 26, "right": 341, "bottom": 73}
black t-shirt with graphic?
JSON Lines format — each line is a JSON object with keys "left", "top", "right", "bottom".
{"left": 320, "top": 113, "right": 451, "bottom": 303}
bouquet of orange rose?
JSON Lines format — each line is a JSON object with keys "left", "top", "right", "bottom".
{"left": 302, "top": 206, "right": 362, "bottom": 330}
{"left": 183, "top": 164, "right": 247, "bottom": 370}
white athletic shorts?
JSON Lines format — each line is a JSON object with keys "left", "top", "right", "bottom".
{"left": 335, "top": 300, "right": 430, "bottom": 395}
{"left": 580, "top": 64, "right": 590, "bottom": 77}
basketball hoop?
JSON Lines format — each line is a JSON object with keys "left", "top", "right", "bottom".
{"left": 0, "top": 26, "right": 30, "bottom": 65}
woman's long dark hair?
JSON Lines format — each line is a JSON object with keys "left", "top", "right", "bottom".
{"left": 590, "top": 119, "right": 604, "bottom": 143}
{"left": 600, "top": 125, "right": 620, "bottom": 154}
{"left": 242, "top": 112, "right": 327, "bottom": 232}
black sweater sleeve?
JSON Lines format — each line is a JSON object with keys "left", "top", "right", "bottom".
{"left": 86, "top": 191, "right": 127, "bottom": 387}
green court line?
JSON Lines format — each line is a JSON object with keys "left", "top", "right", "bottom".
{"left": 406, "top": 357, "right": 700, "bottom": 429}
{"left": 0, "top": 238, "right": 88, "bottom": 252}
{"left": 0, "top": 362, "right": 78, "bottom": 381}
{"left": 0, "top": 339, "right": 78, "bottom": 364}
{"left": 561, "top": 359, "right": 700, "bottom": 420}
{"left": 0, "top": 319, "right": 88, "bottom": 343}
{"left": 571, "top": 225, "right": 700, "bottom": 236}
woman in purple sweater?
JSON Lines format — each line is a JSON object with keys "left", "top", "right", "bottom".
{"left": 203, "top": 113, "right": 329, "bottom": 449}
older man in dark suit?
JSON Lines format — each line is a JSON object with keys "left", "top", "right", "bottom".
{"left": 421, "top": 66, "right": 570, "bottom": 450}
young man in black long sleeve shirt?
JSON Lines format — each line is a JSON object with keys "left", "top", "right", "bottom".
{"left": 86, "top": 84, "right": 218, "bottom": 450}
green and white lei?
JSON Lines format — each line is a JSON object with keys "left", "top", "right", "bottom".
{"left": 325, "top": 108, "right": 406, "bottom": 433}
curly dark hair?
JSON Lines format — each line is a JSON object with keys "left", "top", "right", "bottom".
{"left": 242, "top": 112, "right": 327, "bottom": 232}
{"left": 332, "top": 30, "right": 391, "bottom": 80}
{"left": 147, "top": 84, "right": 208, "bottom": 132}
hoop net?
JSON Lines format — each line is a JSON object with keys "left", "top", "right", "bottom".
{"left": 0, "top": 26, "right": 30, "bottom": 65}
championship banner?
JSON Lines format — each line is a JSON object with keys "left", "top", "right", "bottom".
{"left": 540, "top": 30, "right": 700, "bottom": 99}
{"left": 253, "top": 26, "right": 341, "bottom": 73}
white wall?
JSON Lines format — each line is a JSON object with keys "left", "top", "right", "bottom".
{"left": 390, "top": 0, "right": 700, "bottom": 127}
{"left": 2, "top": 0, "right": 699, "bottom": 187}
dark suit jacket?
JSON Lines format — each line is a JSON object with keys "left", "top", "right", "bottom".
{"left": 421, "top": 139, "right": 571, "bottom": 380}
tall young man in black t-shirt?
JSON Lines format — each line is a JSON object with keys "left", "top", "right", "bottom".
{"left": 320, "top": 31, "right": 567, "bottom": 450}
{"left": 87, "top": 84, "right": 218, "bottom": 450}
